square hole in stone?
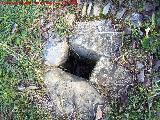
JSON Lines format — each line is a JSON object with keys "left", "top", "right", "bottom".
{"left": 59, "top": 48, "right": 98, "bottom": 80}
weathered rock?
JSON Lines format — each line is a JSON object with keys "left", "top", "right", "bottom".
{"left": 12, "top": 23, "right": 18, "bottom": 34}
{"left": 116, "top": 8, "right": 126, "bottom": 19}
{"left": 44, "top": 68, "right": 104, "bottom": 119}
{"left": 87, "top": 2, "right": 93, "bottom": 16}
{"left": 136, "top": 61, "right": 144, "bottom": 70}
{"left": 130, "top": 13, "right": 143, "bottom": 27}
{"left": 102, "top": 2, "right": 111, "bottom": 16}
{"left": 137, "top": 69, "right": 145, "bottom": 83}
{"left": 90, "top": 57, "right": 132, "bottom": 94}
{"left": 41, "top": 19, "right": 133, "bottom": 119}
{"left": 43, "top": 36, "right": 69, "bottom": 66}
{"left": 69, "top": 20, "right": 122, "bottom": 58}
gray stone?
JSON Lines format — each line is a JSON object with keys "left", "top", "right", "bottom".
{"left": 12, "top": 23, "right": 18, "bottom": 34}
{"left": 87, "top": 2, "right": 93, "bottom": 16}
{"left": 130, "top": 13, "right": 143, "bottom": 27}
{"left": 42, "top": 32, "right": 49, "bottom": 40}
{"left": 90, "top": 57, "right": 132, "bottom": 93}
{"left": 17, "top": 86, "right": 25, "bottom": 91}
{"left": 44, "top": 68, "right": 104, "bottom": 119}
{"left": 124, "top": 26, "right": 131, "bottom": 34}
{"left": 137, "top": 69, "right": 145, "bottom": 83}
{"left": 116, "top": 8, "right": 126, "bottom": 19}
{"left": 136, "top": 61, "right": 144, "bottom": 70}
{"left": 102, "top": 3, "right": 111, "bottom": 15}
{"left": 154, "top": 60, "right": 160, "bottom": 71}
{"left": 28, "top": 86, "right": 38, "bottom": 90}
{"left": 43, "top": 38, "right": 69, "bottom": 67}
{"left": 69, "top": 20, "right": 122, "bottom": 58}
{"left": 41, "top": 19, "right": 133, "bottom": 119}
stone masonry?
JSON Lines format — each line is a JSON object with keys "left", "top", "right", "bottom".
{"left": 43, "top": 20, "right": 133, "bottom": 119}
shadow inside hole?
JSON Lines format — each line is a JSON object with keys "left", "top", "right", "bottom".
{"left": 59, "top": 49, "right": 98, "bottom": 80}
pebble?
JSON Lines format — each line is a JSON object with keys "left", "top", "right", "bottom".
{"left": 12, "top": 23, "right": 18, "bottom": 34}
{"left": 44, "top": 40, "right": 69, "bottom": 67}
{"left": 28, "top": 86, "right": 38, "bottom": 90}
{"left": 116, "top": 8, "right": 126, "bottom": 19}
{"left": 137, "top": 69, "right": 145, "bottom": 82}
{"left": 102, "top": 2, "right": 111, "bottom": 16}
{"left": 130, "top": 13, "right": 143, "bottom": 27}
{"left": 87, "top": 2, "right": 93, "bottom": 16}
{"left": 136, "top": 61, "right": 144, "bottom": 69}
{"left": 17, "top": 86, "right": 25, "bottom": 91}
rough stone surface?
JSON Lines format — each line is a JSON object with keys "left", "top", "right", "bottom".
{"left": 69, "top": 20, "right": 122, "bottom": 58}
{"left": 42, "top": 20, "right": 133, "bottom": 119}
{"left": 90, "top": 57, "right": 132, "bottom": 93}
{"left": 116, "top": 8, "right": 126, "bottom": 19}
{"left": 102, "top": 2, "right": 112, "bottom": 16}
{"left": 44, "top": 68, "right": 104, "bottom": 119}
{"left": 87, "top": 2, "right": 93, "bottom": 16}
{"left": 130, "top": 13, "right": 143, "bottom": 27}
{"left": 43, "top": 34, "right": 69, "bottom": 67}
{"left": 69, "top": 20, "right": 132, "bottom": 95}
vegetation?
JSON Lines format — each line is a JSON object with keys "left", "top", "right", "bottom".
{"left": 0, "top": 1, "right": 160, "bottom": 120}
{"left": 105, "top": 7, "right": 160, "bottom": 120}
{"left": 0, "top": 4, "right": 52, "bottom": 119}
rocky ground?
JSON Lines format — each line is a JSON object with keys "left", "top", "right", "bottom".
{"left": 15, "top": 0, "right": 160, "bottom": 119}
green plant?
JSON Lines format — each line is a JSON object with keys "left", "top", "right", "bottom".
{"left": 105, "top": 85, "right": 160, "bottom": 120}
{"left": 55, "top": 16, "right": 69, "bottom": 37}
{"left": 0, "top": 4, "right": 52, "bottom": 119}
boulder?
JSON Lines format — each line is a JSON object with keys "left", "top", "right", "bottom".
{"left": 43, "top": 36, "right": 69, "bottom": 67}
{"left": 44, "top": 68, "right": 104, "bottom": 119}
{"left": 90, "top": 57, "right": 132, "bottom": 95}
